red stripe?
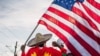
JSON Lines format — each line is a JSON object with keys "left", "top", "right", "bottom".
{"left": 87, "top": 0, "right": 100, "bottom": 9}
{"left": 82, "top": 3, "right": 100, "bottom": 23}
{"left": 42, "top": 14, "right": 100, "bottom": 55}
{"left": 72, "top": 7, "right": 100, "bottom": 45}
{"left": 48, "top": 7, "right": 100, "bottom": 45}
{"left": 38, "top": 20, "right": 82, "bottom": 56}
{"left": 72, "top": 7, "right": 100, "bottom": 32}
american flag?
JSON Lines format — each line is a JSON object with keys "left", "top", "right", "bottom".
{"left": 38, "top": 0, "right": 100, "bottom": 56}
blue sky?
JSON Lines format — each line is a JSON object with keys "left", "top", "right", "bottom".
{"left": 0, "top": 0, "right": 58, "bottom": 56}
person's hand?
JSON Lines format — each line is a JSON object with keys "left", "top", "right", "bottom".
{"left": 14, "top": 54, "right": 17, "bottom": 56}
{"left": 21, "top": 45, "right": 26, "bottom": 52}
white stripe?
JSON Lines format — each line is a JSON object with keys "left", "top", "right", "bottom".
{"left": 95, "top": 0, "right": 100, "bottom": 3}
{"left": 41, "top": 17, "right": 91, "bottom": 56}
{"left": 83, "top": 0, "right": 100, "bottom": 16}
{"left": 74, "top": 3, "right": 100, "bottom": 37}
{"left": 46, "top": 11, "right": 100, "bottom": 53}
{"left": 51, "top": 4, "right": 100, "bottom": 38}
{"left": 74, "top": 3, "right": 100, "bottom": 32}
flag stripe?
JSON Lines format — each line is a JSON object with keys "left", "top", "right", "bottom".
{"left": 74, "top": 2, "right": 100, "bottom": 29}
{"left": 72, "top": 7, "right": 100, "bottom": 32}
{"left": 50, "top": 4, "right": 100, "bottom": 39}
{"left": 46, "top": 11, "right": 98, "bottom": 50}
{"left": 72, "top": 7, "right": 100, "bottom": 45}
{"left": 39, "top": 18, "right": 92, "bottom": 55}
{"left": 38, "top": 0, "right": 100, "bottom": 55}
{"left": 82, "top": 3, "right": 100, "bottom": 23}
{"left": 74, "top": 3, "right": 100, "bottom": 37}
{"left": 39, "top": 17, "right": 99, "bottom": 55}
{"left": 42, "top": 13, "right": 100, "bottom": 55}
{"left": 47, "top": 6, "right": 100, "bottom": 45}
{"left": 87, "top": 0, "right": 100, "bottom": 9}
{"left": 38, "top": 20, "right": 82, "bottom": 56}
{"left": 87, "top": 1, "right": 100, "bottom": 15}
{"left": 83, "top": 0, "right": 100, "bottom": 16}
{"left": 45, "top": 10, "right": 100, "bottom": 51}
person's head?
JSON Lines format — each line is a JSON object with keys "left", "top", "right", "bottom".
{"left": 52, "top": 40, "right": 64, "bottom": 48}
{"left": 27, "top": 33, "right": 52, "bottom": 47}
{"left": 52, "top": 39, "right": 64, "bottom": 47}
{"left": 57, "top": 39, "right": 64, "bottom": 47}
{"left": 67, "top": 53, "right": 74, "bottom": 56}
{"left": 36, "top": 41, "right": 46, "bottom": 47}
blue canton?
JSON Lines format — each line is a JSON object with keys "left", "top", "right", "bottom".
{"left": 53, "top": 0, "right": 84, "bottom": 10}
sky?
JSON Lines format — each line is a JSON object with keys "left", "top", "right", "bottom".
{"left": 0, "top": 0, "right": 60, "bottom": 56}
{"left": 2, "top": 0, "right": 100, "bottom": 56}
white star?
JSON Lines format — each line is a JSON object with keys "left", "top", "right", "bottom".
{"left": 57, "top": 0, "right": 59, "bottom": 2}
{"left": 61, "top": 1, "right": 64, "bottom": 3}
{"left": 69, "top": 1, "right": 72, "bottom": 3}
{"left": 74, "top": 0, "right": 76, "bottom": 2}
{"left": 66, "top": 2, "right": 68, "bottom": 5}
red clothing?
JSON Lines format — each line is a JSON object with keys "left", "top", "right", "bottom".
{"left": 60, "top": 48, "right": 67, "bottom": 54}
{"left": 21, "top": 47, "right": 63, "bottom": 56}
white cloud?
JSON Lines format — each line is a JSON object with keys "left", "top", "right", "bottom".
{"left": 0, "top": 0, "right": 53, "bottom": 28}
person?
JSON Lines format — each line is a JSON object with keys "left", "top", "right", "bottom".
{"left": 66, "top": 53, "right": 74, "bottom": 56}
{"left": 21, "top": 33, "right": 64, "bottom": 56}
{"left": 52, "top": 39, "right": 67, "bottom": 56}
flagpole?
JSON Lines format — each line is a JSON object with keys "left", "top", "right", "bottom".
{"left": 24, "top": 23, "right": 39, "bottom": 45}
{"left": 14, "top": 41, "right": 17, "bottom": 56}
{"left": 24, "top": 1, "right": 53, "bottom": 45}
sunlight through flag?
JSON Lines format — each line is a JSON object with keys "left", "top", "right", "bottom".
{"left": 38, "top": 0, "right": 100, "bottom": 56}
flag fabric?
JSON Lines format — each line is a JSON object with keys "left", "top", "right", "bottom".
{"left": 38, "top": 0, "right": 100, "bottom": 56}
